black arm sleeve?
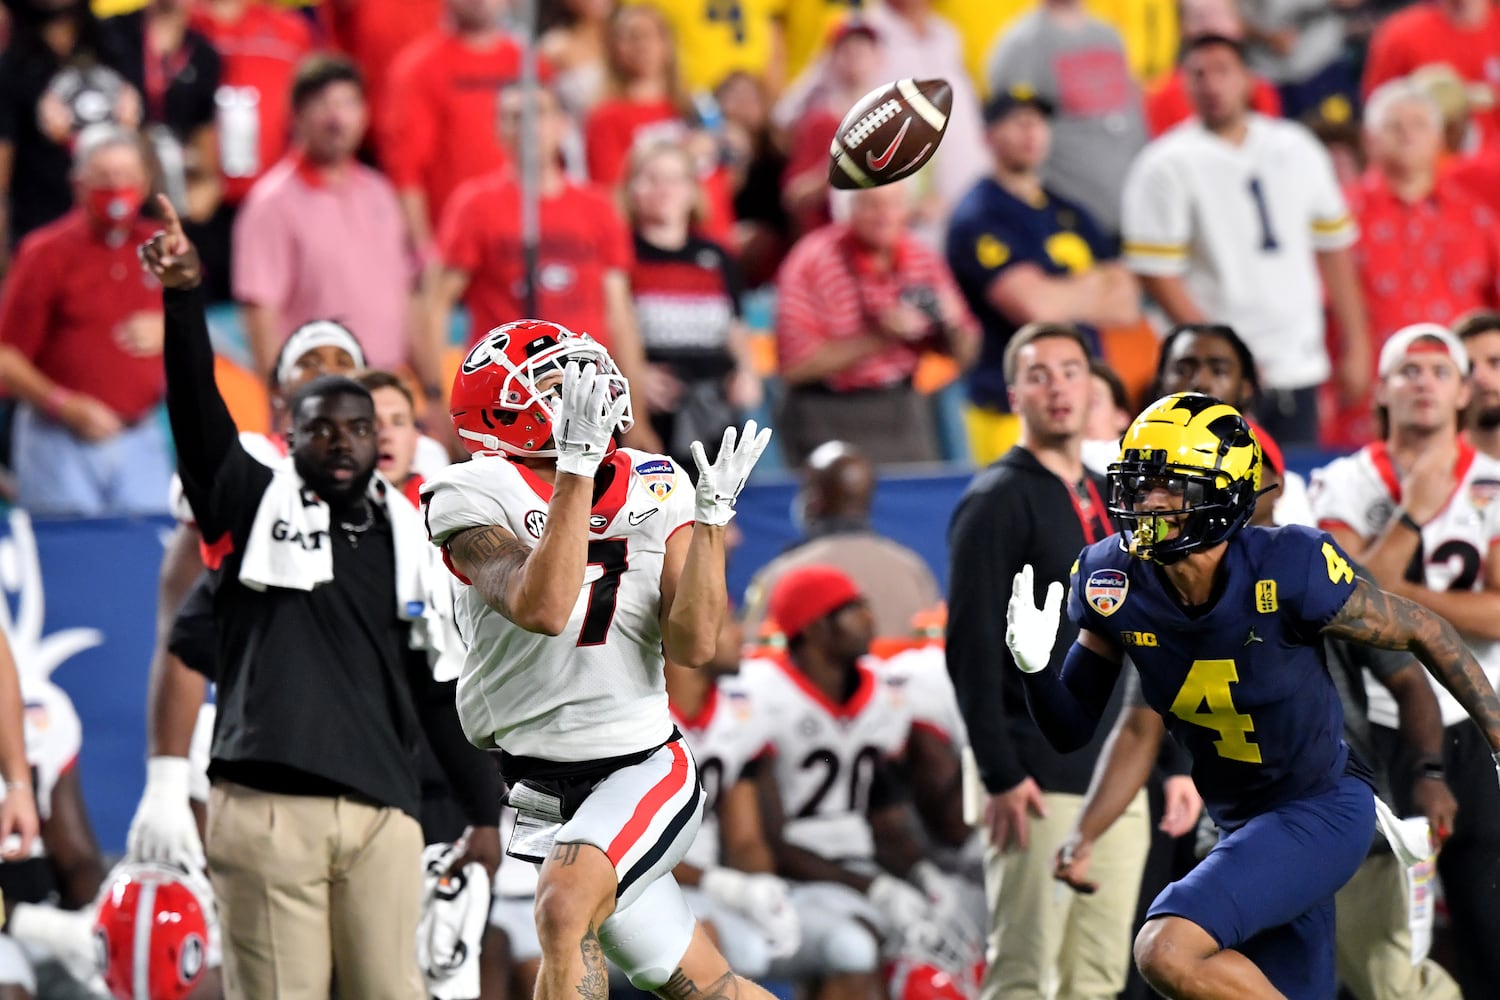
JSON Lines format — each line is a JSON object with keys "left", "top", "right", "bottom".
{"left": 945, "top": 484, "right": 1029, "bottom": 793}
{"left": 408, "top": 659, "right": 502, "bottom": 827}
{"left": 1019, "top": 642, "right": 1121, "bottom": 754}
{"left": 162, "top": 284, "right": 246, "bottom": 539}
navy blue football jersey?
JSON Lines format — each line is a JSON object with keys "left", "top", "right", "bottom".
{"left": 1069, "top": 524, "right": 1367, "bottom": 828}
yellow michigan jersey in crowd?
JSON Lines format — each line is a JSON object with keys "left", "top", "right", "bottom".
{"left": 934, "top": 0, "right": 1178, "bottom": 97}
{"left": 630, "top": 0, "right": 780, "bottom": 94}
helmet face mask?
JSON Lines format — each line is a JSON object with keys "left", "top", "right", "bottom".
{"left": 451, "top": 322, "right": 633, "bottom": 457}
{"left": 1107, "top": 393, "right": 1262, "bottom": 564}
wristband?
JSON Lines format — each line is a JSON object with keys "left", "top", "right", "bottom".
{"left": 3, "top": 780, "right": 28, "bottom": 793}
{"left": 1416, "top": 759, "right": 1446, "bottom": 781}
{"left": 1398, "top": 510, "right": 1424, "bottom": 534}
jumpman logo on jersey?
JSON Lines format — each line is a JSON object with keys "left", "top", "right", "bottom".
{"left": 1244, "top": 628, "right": 1264, "bottom": 646}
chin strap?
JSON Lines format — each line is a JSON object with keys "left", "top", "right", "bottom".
{"left": 456, "top": 425, "right": 560, "bottom": 458}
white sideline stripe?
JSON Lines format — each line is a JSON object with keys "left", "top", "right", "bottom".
{"left": 896, "top": 79, "right": 947, "bottom": 131}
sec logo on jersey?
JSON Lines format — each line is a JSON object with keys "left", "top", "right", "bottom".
{"left": 635, "top": 459, "right": 676, "bottom": 502}
{"left": 1086, "top": 569, "right": 1129, "bottom": 617}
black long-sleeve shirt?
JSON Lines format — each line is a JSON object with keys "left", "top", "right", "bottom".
{"left": 163, "top": 284, "right": 499, "bottom": 826}
{"left": 945, "top": 447, "right": 1125, "bottom": 796}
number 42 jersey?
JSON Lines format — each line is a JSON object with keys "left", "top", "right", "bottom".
{"left": 1068, "top": 524, "right": 1367, "bottom": 829}
{"left": 423, "top": 448, "right": 696, "bottom": 760}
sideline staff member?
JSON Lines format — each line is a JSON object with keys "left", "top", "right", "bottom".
{"left": 946, "top": 322, "right": 1146, "bottom": 1000}
{"left": 140, "top": 197, "right": 501, "bottom": 1000}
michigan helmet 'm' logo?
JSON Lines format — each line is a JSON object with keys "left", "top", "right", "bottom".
{"left": 1120, "top": 393, "right": 1261, "bottom": 491}
{"left": 1086, "top": 569, "right": 1129, "bottom": 617}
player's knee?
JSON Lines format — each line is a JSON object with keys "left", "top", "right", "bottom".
{"left": 820, "top": 920, "right": 880, "bottom": 974}
{"left": 1133, "top": 918, "right": 1201, "bottom": 993}
{"left": 1134, "top": 920, "right": 1177, "bottom": 986}
{"left": 534, "top": 863, "right": 614, "bottom": 944}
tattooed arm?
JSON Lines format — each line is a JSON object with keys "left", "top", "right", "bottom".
{"left": 1323, "top": 578, "right": 1500, "bottom": 754}
{"left": 445, "top": 473, "right": 595, "bottom": 636}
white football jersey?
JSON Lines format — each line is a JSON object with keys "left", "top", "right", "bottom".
{"left": 1310, "top": 441, "right": 1500, "bottom": 726}
{"left": 424, "top": 449, "right": 696, "bottom": 760}
{"left": 739, "top": 656, "right": 913, "bottom": 864}
{"left": 1122, "top": 115, "right": 1355, "bottom": 391}
{"left": 876, "top": 645, "right": 968, "bottom": 747}
{"left": 672, "top": 678, "right": 770, "bottom": 871}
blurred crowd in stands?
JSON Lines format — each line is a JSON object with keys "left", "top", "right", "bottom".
{"left": 0, "top": 0, "right": 1496, "bottom": 515}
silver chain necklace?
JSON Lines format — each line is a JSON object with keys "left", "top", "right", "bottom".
{"left": 338, "top": 498, "right": 374, "bottom": 548}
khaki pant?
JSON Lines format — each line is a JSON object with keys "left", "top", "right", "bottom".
{"left": 980, "top": 790, "right": 1150, "bottom": 1000}
{"left": 1334, "top": 852, "right": 1460, "bottom": 1000}
{"left": 206, "top": 782, "right": 426, "bottom": 1000}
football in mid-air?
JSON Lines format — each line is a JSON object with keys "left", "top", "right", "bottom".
{"left": 828, "top": 78, "right": 953, "bottom": 190}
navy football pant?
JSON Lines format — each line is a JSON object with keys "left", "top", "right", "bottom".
{"left": 1146, "top": 773, "right": 1374, "bottom": 1000}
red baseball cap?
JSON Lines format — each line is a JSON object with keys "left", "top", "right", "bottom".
{"left": 826, "top": 15, "right": 879, "bottom": 48}
{"left": 768, "top": 565, "right": 864, "bottom": 640}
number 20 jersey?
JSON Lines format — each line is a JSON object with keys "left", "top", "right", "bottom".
{"left": 1068, "top": 525, "right": 1362, "bottom": 829}
{"left": 423, "top": 448, "right": 696, "bottom": 760}
{"left": 1310, "top": 441, "right": 1500, "bottom": 727}
{"left": 738, "top": 655, "right": 913, "bottom": 863}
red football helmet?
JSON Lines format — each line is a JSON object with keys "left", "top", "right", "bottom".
{"left": 450, "top": 321, "right": 633, "bottom": 457}
{"left": 94, "top": 863, "right": 214, "bottom": 1000}
{"left": 886, "top": 918, "right": 982, "bottom": 1000}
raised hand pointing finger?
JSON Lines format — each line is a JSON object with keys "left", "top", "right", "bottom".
{"left": 138, "top": 193, "right": 202, "bottom": 289}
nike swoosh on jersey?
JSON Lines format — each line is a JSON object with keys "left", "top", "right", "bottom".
{"left": 866, "top": 116, "right": 912, "bottom": 172}
{"left": 628, "top": 508, "right": 658, "bottom": 526}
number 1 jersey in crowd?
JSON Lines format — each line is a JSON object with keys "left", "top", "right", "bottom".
{"left": 423, "top": 449, "right": 695, "bottom": 759}
{"left": 1068, "top": 524, "right": 1371, "bottom": 828}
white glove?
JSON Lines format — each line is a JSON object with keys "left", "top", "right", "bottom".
{"left": 691, "top": 421, "right": 773, "bottom": 526}
{"left": 911, "top": 860, "right": 970, "bottom": 929}
{"left": 8, "top": 903, "right": 99, "bottom": 982}
{"left": 126, "top": 756, "right": 204, "bottom": 870}
{"left": 555, "top": 362, "right": 629, "bottom": 479}
{"left": 700, "top": 867, "right": 801, "bottom": 958}
{"left": 1006, "top": 563, "right": 1064, "bottom": 674}
{"left": 866, "top": 873, "right": 930, "bottom": 936}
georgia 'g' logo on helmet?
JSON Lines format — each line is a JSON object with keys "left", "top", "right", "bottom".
{"left": 449, "top": 320, "right": 633, "bottom": 457}
{"left": 1107, "top": 392, "right": 1262, "bottom": 564}
{"left": 460, "top": 330, "right": 512, "bottom": 375}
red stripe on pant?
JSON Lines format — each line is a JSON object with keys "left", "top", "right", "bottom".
{"left": 606, "top": 741, "right": 690, "bottom": 865}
